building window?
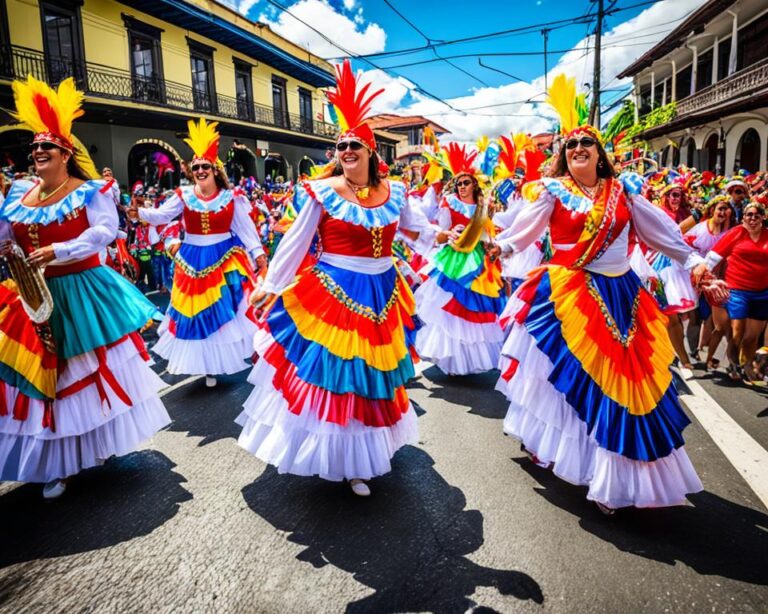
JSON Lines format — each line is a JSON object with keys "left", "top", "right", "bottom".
{"left": 717, "top": 36, "right": 731, "bottom": 81}
{"left": 234, "top": 61, "right": 253, "bottom": 121}
{"left": 272, "top": 76, "right": 289, "bottom": 128}
{"left": 697, "top": 48, "right": 713, "bottom": 91}
{"left": 737, "top": 12, "right": 768, "bottom": 72}
{"left": 0, "top": 0, "right": 10, "bottom": 78}
{"left": 124, "top": 16, "right": 164, "bottom": 103}
{"left": 298, "top": 88, "right": 313, "bottom": 132}
{"left": 675, "top": 64, "right": 692, "bottom": 101}
{"left": 188, "top": 39, "right": 216, "bottom": 113}
{"left": 638, "top": 86, "right": 651, "bottom": 115}
{"left": 407, "top": 126, "right": 423, "bottom": 145}
{"left": 40, "top": 1, "right": 86, "bottom": 85}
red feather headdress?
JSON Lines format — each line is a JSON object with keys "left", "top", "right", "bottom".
{"left": 326, "top": 59, "right": 384, "bottom": 150}
{"left": 444, "top": 142, "right": 479, "bottom": 178}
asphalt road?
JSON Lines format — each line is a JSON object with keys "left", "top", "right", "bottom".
{"left": 0, "top": 318, "right": 766, "bottom": 613}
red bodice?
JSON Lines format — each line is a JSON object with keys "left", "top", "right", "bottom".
{"left": 179, "top": 189, "right": 235, "bottom": 234}
{"left": 319, "top": 213, "right": 397, "bottom": 258}
{"left": 12, "top": 208, "right": 90, "bottom": 255}
{"left": 549, "top": 187, "right": 632, "bottom": 245}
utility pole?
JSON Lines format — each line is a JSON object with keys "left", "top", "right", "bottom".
{"left": 588, "top": 0, "right": 604, "bottom": 127}
{"left": 542, "top": 28, "right": 550, "bottom": 94}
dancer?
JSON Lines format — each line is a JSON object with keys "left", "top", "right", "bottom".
{"left": 0, "top": 76, "right": 170, "bottom": 498}
{"left": 236, "top": 60, "right": 444, "bottom": 496}
{"left": 129, "top": 118, "right": 265, "bottom": 386}
{"left": 414, "top": 144, "right": 506, "bottom": 375}
{"left": 491, "top": 75, "right": 704, "bottom": 513}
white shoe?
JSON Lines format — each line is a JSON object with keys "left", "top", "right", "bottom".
{"left": 42, "top": 479, "right": 67, "bottom": 499}
{"left": 205, "top": 376, "right": 217, "bottom": 387}
{"left": 349, "top": 479, "right": 371, "bottom": 497}
{"left": 679, "top": 366, "right": 694, "bottom": 381}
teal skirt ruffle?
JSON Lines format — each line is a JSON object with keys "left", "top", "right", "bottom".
{"left": 47, "top": 265, "right": 160, "bottom": 359}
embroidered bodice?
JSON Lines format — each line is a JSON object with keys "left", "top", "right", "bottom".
{"left": 176, "top": 186, "right": 235, "bottom": 235}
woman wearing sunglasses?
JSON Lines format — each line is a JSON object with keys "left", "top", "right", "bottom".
{"left": 697, "top": 202, "right": 768, "bottom": 383}
{"left": 0, "top": 76, "right": 170, "bottom": 498}
{"left": 236, "top": 61, "right": 445, "bottom": 497}
{"left": 488, "top": 75, "right": 705, "bottom": 513}
{"left": 128, "top": 118, "right": 266, "bottom": 387}
{"left": 414, "top": 143, "right": 506, "bottom": 376}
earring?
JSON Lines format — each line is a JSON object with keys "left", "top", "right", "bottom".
{"left": 598, "top": 160, "right": 605, "bottom": 169}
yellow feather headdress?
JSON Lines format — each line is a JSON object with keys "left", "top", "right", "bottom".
{"left": 183, "top": 117, "right": 221, "bottom": 166}
{"left": 546, "top": 74, "right": 601, "bottom": 142}
{"left": 10, "top": 75, "right": 98, "bottom": 178}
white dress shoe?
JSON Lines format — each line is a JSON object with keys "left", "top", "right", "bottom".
{"left": 42, "top": 479, "right": 68, "bottom": 499}
{"left": 205, "top": 376, "right": 217, "bottom": 387}
{"left": 349, "top": 479, "right": 371, "bottom": 497}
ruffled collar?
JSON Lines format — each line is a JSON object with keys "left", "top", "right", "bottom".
{"left": 0, "top": 179, "right": 103, "bottom": 225}
{"left": 541, "top": 177, "right": 596, "bottom": 214}
{"left": 444, "top": 194, "right": 476, "bottom": 218}
{"left": 179, "top": 186, "right": 233, "bottom": 212}
{"left": 305, "top": 180, "right": 406, "bottom": 229}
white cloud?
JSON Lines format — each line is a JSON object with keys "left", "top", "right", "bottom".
{"left": 258, "top": 0, "right": 386, "bottom": 57}
{"left": 362, "top": 0, "right": 706, "bottom": 143}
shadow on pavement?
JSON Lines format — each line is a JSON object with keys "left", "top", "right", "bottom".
{"left": 0, "top": 450, "right": 191, "bottom": 568}
{"left": 513, "top": 457, "right": 768, "bottom": 586}
{"left": 163, "top": 372, "right": 249, "bottom": 446}
{"left": 418, "top": 366, "right": 508, "bottom": 420}
{"left": 242, "top": 446, "right": 543, "bottom": 613}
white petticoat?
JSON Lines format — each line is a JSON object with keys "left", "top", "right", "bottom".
{"left": 0, "top": 337, "right": 170, "bottom": 483}
{"left": 235, "top": 355, "right": 418, "bottom": 481}
{"left": 497, "top": 321, "right": 703, "bottom": 508}
{"left": 414, "top": 280, "right": 504, "bottom": 375}
{"left": 152, "top": 297, "right": 257, "bottom": 375}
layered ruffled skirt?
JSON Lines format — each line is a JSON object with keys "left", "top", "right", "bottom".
{"left": 415, "top": 243, "right": 506, "bottom": 375}
{"left": 236, "top": 260, "right": 419, "bottom": 481}
{"left": 153, "top": 236, "right": 257, "bottom": 375}
{"left": 0, "top": 267, "right": 170, "bottom": 483}
{"left": 496, "top": 265, "right": 702, "bottom": 508}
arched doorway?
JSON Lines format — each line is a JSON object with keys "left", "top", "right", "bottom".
{"left": 703, "top": 134, "right": 719, "bottom": 172}
{"left": 226, "top": 141, "right": 258, "bottom": 184}
{"left": 735, "top": 128, "right": 760, "bottom": 173}
{"left": 298, "top": 156, "right": 314, "bottom": 177}
{"left": 683, "top": 138, "right": 696, "bottom": 167}
{"left": 127, "top": 139, "right": 183, "bottom": 189}
{"left": 0, "top": 127, "right": 35, "bottom": 177}
{"left": 264, "top": 153, "right": 287, "bottom": 182}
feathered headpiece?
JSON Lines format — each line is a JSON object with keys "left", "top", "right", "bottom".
{"left": 546, "top": 74, "right": 600, "bottom": 142}
{"left": 444, "top": 142, "right": 479, "bottom": 178}
{"left": 184, "top": 117, "right": 221, "bottom": 166}
{"left": 11, "top": 75, "right": 98, "bottom": 178}
{"left": 325, "top": 59, "right": 384, "bottom": 150}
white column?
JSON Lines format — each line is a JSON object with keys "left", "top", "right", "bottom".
{"left": 633, "top": 79, "right": 640, "bottom": 122}
{"left": 670, "top": 59, "right": 677, "bottom": 102}
{"left": 727, "top": 10, "right": 738, "bottom": 75}
{"left": 688, "top": 45, "right": 698, "bottom": 96}
{"left": 662, "top": 79, "right": 667, "bottom": 106}
{"left": 650, "top": 70, "right": 655, "bottom": 108}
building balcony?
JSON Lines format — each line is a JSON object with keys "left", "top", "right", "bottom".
{"left": 676, "top": 57, "right": 768, "bottom": 117}
{"left": 0, "top": 45, "right": 337, "bottom": 141}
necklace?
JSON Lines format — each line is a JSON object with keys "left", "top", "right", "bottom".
{"left": 345, "top": 178, "right": 371, "bottom": 201}
{"left": 573, "top": 176, "right": 602, "bottom": 200}
{"left": 194, "top": 185, "right": 216, "bottom": 200}
{"left": 37, "top": 177, "right": 70, "bottom": 203}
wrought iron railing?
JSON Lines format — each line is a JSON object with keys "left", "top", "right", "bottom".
{"left": 676, "top": 57, "right": 768, "bottom": 117}
{"left": 0, "top": 45, "right": 337, "bottom": 140}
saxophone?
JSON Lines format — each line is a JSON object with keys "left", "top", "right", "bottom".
{"left": 2, "top": 242, "right": 56, "bottom": 353}
{"left": 452, "top": 198, "right": 490, "bottom": 254}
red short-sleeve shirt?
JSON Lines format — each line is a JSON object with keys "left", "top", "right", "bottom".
{"left": 712, "top": 226, "right": 768, "bottom": 291}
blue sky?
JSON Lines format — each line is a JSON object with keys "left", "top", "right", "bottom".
{"left": 224, "top": 0, "right": 707, "bottom": 140}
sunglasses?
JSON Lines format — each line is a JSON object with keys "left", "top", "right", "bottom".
{"left": 191, "top": 163, "right": 213, "bottom": 172}
{"left": 456, "top": 179, "right": 473, "bottom": 188}
{"left": 565, "top": 137, "right": 597, "bottom": 150}
{"left": 29, "top": 142, "right": 59, "bottom": 152}
{"left": 730, "top": 189, "right": 745, "bottom": 195}
{"left": 336, "top": 140, "right": 365, "bottom": 152}
{"left": 668, "top": 191, "right": 682, "bottom": 198}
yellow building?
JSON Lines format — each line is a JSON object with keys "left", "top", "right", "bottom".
{"left": 0, "top": 0, "right": 337, "bottom": 187}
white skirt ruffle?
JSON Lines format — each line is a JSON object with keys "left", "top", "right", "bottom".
{"left": 497, "top": 322, "right": 703, "bottom": 508}
{"left": 152, "top": 298, "right": 257, "bottom": 375}
{"left": 0, "top": 337, "right": 170, "bottom": 483}
{"left": 415, "top": 281, "right": 504, "bottom": 375}
{"left": 235, "top": 356, "right": 418, "bottom": 482}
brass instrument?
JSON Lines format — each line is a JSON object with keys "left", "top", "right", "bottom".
{"left": 452, "top": 198, "right": 491, "bottom": 254}
{"left": 3, "top": 242, "right": 53, "bottom": 323}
